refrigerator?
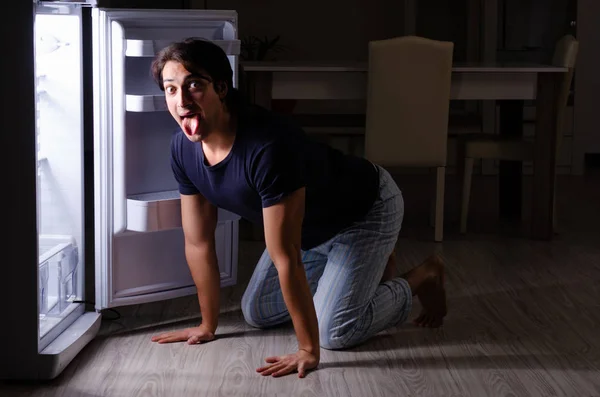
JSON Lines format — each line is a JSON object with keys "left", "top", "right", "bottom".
{"left": 1, "top": 0, "right": 241, "bottom": 380}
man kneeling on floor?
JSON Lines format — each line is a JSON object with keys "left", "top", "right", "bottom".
{"left": 150, "top": 38, "right": 447, "bottom": 378}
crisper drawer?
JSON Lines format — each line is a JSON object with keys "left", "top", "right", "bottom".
{"left": 39, "top": 235, "right": 78, "bottom": 317}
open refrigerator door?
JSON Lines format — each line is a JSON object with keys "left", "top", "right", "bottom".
{"left": 92, "top": 8, "right": 241, "bottom": 310}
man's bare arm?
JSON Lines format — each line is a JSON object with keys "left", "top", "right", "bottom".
{"left": 181, "top": 193, "right": 220, "bottom": 333}
{"left": 262, "top": 188, "right": 320, "bottom": 358}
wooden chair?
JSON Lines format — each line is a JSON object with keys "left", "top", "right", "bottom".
{"left": 458, "top": 35, "right": 579, "bottom": 234}
{"left": 364, "top": 36, "right": 454, "bottom": 242}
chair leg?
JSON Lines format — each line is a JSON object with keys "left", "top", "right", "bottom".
{"left": 435, "top": 166, "right": 446, "bottom": 242}
{"left": 429, "top": 194, "right": 435, "bottom": 228}
{"left": 553, "top": 183, "right": 558, "bottom": 234}
{"left": 455, "top": 136, "right": 466, "bottom": 213}
{"left": 460, "top": 158, "right": 475, "bottom": 234}
{"left": 553, "top": 201, "right": 558, "bottom": 233}
{"left": 429, "top": 169, "right": 435, "bottom": 227}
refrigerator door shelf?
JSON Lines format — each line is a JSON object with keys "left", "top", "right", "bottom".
{"left": 126, "top": 190, "right": 179, "bottom": 232}
{"left": 125, "top": 94, "right": 166, "bottom": 112}
{"left": 127, "top": 189, "right": 240, "bottom": 232}
{"left": 125, "top": 39, "right": 240, "bottom": 57}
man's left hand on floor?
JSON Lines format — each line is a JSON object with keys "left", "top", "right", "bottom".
{"left": 256, "top": 349, "right": 319, "bottom": 378}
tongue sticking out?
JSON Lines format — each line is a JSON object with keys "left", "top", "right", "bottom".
{"left": 182, "top": 116, "right": 200, "bottom": 137}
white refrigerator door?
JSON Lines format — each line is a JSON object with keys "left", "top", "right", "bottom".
{"left": 93, "top": 8, "right": 241, "bottom": 310}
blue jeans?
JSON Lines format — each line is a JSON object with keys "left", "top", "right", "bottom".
{"left": 241, "top": 165, "right": 411, "bottom": 350}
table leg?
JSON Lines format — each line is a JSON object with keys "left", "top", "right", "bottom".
{"left": 498, "top": 100, "right": 524, "bottom": 219}
{"left": 531, "top": 73, "right": 560, "bottom": 240}
{"left": 248, "top": 71, "right": 273, "bottom": 110}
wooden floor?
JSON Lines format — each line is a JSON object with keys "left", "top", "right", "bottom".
{"left": 3, "top": 173, "right": 600, "bottom": 397}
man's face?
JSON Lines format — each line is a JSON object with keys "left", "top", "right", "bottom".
{"left": 162, "top": 60, "right": 226, "bottom": 143}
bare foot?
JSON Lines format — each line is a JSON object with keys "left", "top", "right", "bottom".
{"left": 380, "top": 251, "right": 398, "bottom": 283}
{"left": 401, "top": 255, "right": 447, "bottom": 328}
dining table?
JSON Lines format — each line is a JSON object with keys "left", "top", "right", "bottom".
{"left": 241, "top": 61, "right": 568, "bottom": 240}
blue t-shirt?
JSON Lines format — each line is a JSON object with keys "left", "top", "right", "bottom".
{"left": 170, "top": 105, "right": 379, "bottom": 250}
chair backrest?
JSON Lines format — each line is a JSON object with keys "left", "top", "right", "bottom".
{"left": 551, "top": 34, "right": 579, "bottom": 155}
{"left": 364, "top": 36, "right": 454, "bottom": 168}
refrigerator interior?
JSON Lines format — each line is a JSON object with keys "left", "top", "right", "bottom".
{"left": 35, "top": 4, "right": 87, "bottom": 349}
{"left": 93, "top": 9, "right": 241, "bottom": 310}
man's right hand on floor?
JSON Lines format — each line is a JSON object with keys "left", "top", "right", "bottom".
{"left": 151, "top": 324, "right": 215, "bottom": 345}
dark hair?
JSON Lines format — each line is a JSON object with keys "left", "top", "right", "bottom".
{"left": 151, "top": 38, "right": 243, "bottom": 114}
